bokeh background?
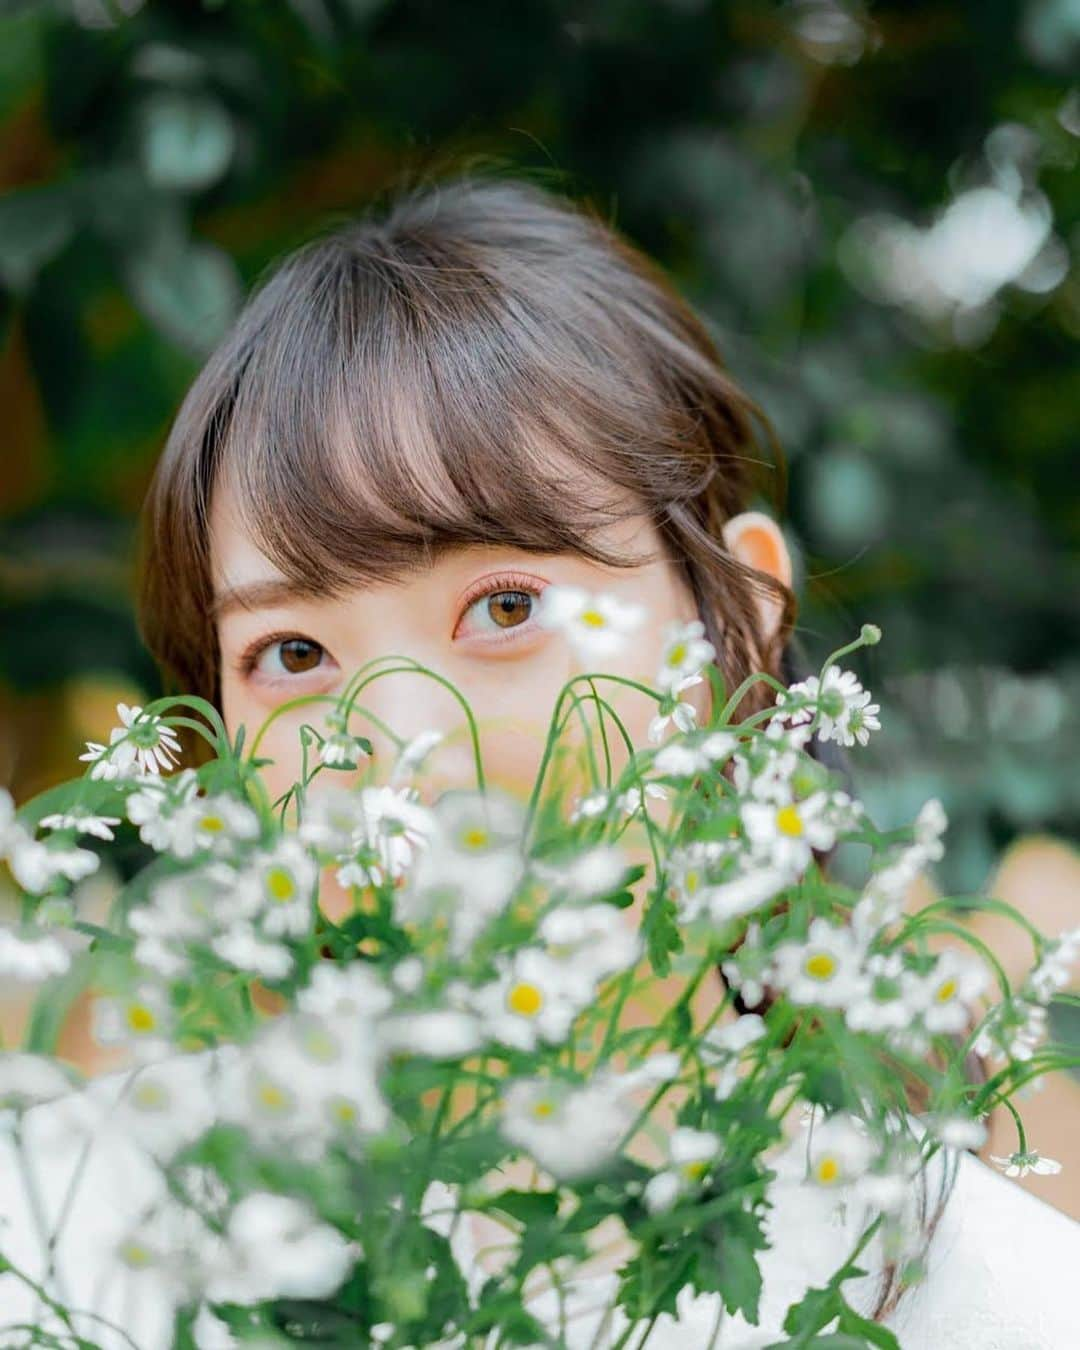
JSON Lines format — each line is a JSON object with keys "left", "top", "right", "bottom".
{"left": 1, "top": 0, "right": 1078, "bottom": 1209}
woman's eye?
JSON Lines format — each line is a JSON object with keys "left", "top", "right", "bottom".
{"left": 459, "top": 581, "right": 544, "bottom": 641}
{"left": 251, "top": 637, "right": 327, "bottom": 678}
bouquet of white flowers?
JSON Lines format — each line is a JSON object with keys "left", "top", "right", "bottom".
{"left": 0, "top": 593, "right": 1076, "bottom": 1350}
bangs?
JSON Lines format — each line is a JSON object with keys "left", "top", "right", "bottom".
{"left": 214, "top": 232, "right": 677, "bottom": 596}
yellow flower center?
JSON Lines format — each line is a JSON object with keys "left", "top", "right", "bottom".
{"left": 328, "top": 1097, "right": 358, "bottom": 1125}
{"left": 804, "top": 952, "right": 837, "bottom": 981}
{"left": 667, "top": 642, "right": 687, "bottom": 666}
{"left": 199, "top": 814, "right": 225, "bottom": 833}
{"left": 301, "top": 1028, "right": 338, "bottom": 1063}
{"left": 776, "top": 805, "right": 804, "bottom": 837}
{"left": 461, "top": 826, "right": 490, "bottom": 850}
{"left": 532, "top": 1099, "right": 556, "bottom": 1119}
{"left": 935, "top": 978, "right": 957, "bottom": 1003}
{"left": 580, "top": 609, "right": 606, "bottom": 628}
{"left": 119, "top": 1241, "right": 153, "bottom": 1268}
{"left": 816, "top": 1156, "right": 840, "bottom": 1184}
{"left": 685, "top": 869, "right": 700, "bottom": 894}
{"left": 508, "top": 982, "right": 544, "bottom": 1017}
{"left": 681, "top": 1159, "right": 710, "bottom": 1182}
{"left": 266, "top": 866, "right": 296, "bottom": 902}
{"left": 133, "top": 1081, "right": 168, "bottom": 1110}
{"left": 126, "top": 1004, "right": 157, "bottom": 1034}
{"left": 256, "top": 1080, "right": 291, "bottom": 1112}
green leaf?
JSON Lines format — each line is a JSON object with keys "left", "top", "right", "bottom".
{"left": 124, "top": 218, "right": 241, "bottom": 353}
{"left": 0, "top": 183, "right": 75, "bottom": 292}
{"left": 642, "top": 883, "right": 683, "bottom": 977}
{"left": 484, "top": 1188, "right": 560, "bottom": 1226}
{"left": 705, "top": 1209, "right": 766, "bottom": 1323}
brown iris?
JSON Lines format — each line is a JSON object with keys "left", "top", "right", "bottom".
{"left": 279, "top": 638, "right": 324, "bottom": 673}
{"left": 488, "top": 591, "right": 533, "bottom": 629}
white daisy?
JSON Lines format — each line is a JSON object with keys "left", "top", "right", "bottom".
{"left": 79, "top": 729, "right": 140, "bottom": 781}
{"left": 901, "top": 948, "right": 990, "bottom": 1035}
{"left": 989, "top": 1149, "right": 1062, "bottom": 1179}
{"left": 531, "top": 843, "right": 629, "bottom": 902}
{"left": 395, "top": 789, "right": 523, "bottom": 954}
{"left": 105, "top": 1058, "right": 217, "bottom": 1162}
{"left": 643, "top": 1127, "right": 721, "bottom": 1213}
{"left": 720, "top": 919, "right": 772, "bottom": 1008}
{"left": 732, "top": 744, "right": 800, "bottom": 805}
{"left": 1026, "top": 925, "right": 1080, "bottom": 1004}
{"left": 740, "top": 790, "right": 837, "bottom": 875}
{"left": 702, "top": 861, "right": 793, "bottom": 925}
{"left": 568, "top": 788, "right": 612, "bottom": 822}
{"left": 210, "top": 922, "right": 293, "bottom": 980}
{"left": 203, "top": 1192, "right": 354, "bottom": 1305}
{"left": 238, "top": 836, "right": 318, "bottom": 939}
{"left": 469, "top": 947, "right": 589, "bottom": 1052}
{"left": 851, "top": 847, "right": 924, "bottom": 941}
{"left": 7, "top": 834, "right": 99, "bottom": 893}
{"left": 125, "top": 769, "right": 200, "bottom": 851}
{"left": 770, "top": 917, "right": 870, "bottom": 1009}
{"left": 538, "top": 903, "right": 643, "bottom": 992}
{"left": 0, "top": 1051, "right": 76, "bottom": 1112}
{"left": 0, "top": 928, "right": 71, "bottom": 981}
{"left": 647, "top": 698, "right": 699, "bottom": 745}
{"left": 92, "top": 981, "right": 174, "bottom": 1060}
{"left": 318, "top": 710, "right": 369, "bottom": 770}
{"left": 843, "top": 950, "right": 919, "bottom": 1033}
{"left": 500, "top": 1074, "right": 634, "bottom": 1180}
{"left": 992, "top": 999, "right": 1049, "bottom": 1062}
{"left": 0, "top": 787, "right": 18, "bottom": 853}
{"left": 651, "top": 742, "right": 710, "bottom": 778}
{"left": 84, "top": 703, "right": 183, "bottom": 778}
{"left": 133, "top": 861, "right": 241, "bottom": 942}
{"left": 296, "top": 961, "right": 395, "bottom": 1021}
{"left": 655, "top": 618, "right": 716, "bottom": 693}
{"left": 168, "top": 794, "right": 261, "bottom": 860}
{"left": 39, "top": 806, "right": 122, "bottom": 840}
{"left": 805, "top": 1111, "right": 878, "bottom": 1188}
{"left": 926, "top": 1113, "right": 988, "bottom": 1151}
{"left": 332, "top": 784, "right": 434, "bottom": 889}
{"left": 668, "top": 840, "right": 737, "bottom": 923}
{"left": 702, "top": 1013, "right": 767, "bottom": 1101}
{"left": 536, "top": 584, "right": 646, "bottom": 662}
{"left": 700, "top": 730, "right": 739, "bottom": 763}
{"left": 808, "top": 667, "right": 882, "bottom": 748}
{"left": 377, "top": 1009, "right": 482, "bottom": 1061}
{"left": 912, "top": 797, "right": 948, "bottom": 863}
{"left": 614, "top": 781, "right": 669, "bottom": 818}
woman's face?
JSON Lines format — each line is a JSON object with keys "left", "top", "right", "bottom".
{"left": 209, "top": 477, "right": 714, "bottom": 911}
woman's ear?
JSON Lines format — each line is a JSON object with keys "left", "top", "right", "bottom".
{"left": 721, "top": 510, "right": 793, "bottom": 648}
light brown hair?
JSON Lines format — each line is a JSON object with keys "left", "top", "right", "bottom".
{"left": 136, "top": 168, "right": 973, "bottom": 1325}
{"left": 137, "top": 171, "right": 793, "bottom": 733}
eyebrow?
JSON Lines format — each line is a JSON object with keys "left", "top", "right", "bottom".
{"left": 211, "top": 578, "right": 320, "bottom": 620}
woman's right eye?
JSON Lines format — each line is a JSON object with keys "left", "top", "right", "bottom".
{"left": 246, "top": 636, "right": 328, "bottom": 679}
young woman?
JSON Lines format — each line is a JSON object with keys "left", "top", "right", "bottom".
{"left": 1, "top": 173, "right": 1076, "bottom": 1347}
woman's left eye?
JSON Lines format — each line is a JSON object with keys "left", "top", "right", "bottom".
{"left": 457, "top": 575, "right": 546, "bottom": 643}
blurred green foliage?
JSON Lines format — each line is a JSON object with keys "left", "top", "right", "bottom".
{"left": 1, "top": 0, "right": 1078, "bottom": 896}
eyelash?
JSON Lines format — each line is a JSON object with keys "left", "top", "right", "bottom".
{"left": 234, "top": 570, "right": 547, "bottom": 681}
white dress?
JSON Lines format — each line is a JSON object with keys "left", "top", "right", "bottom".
{"left": 1, "top": 1053, "right": 1077, "bottom": 1349}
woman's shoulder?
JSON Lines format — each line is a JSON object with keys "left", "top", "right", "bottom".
{"left": 884, "top": 1144, "right": 1080, "bottom": 1348}
{"left": 0, "top": 1046, "right": 240, "bottom": 1350}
